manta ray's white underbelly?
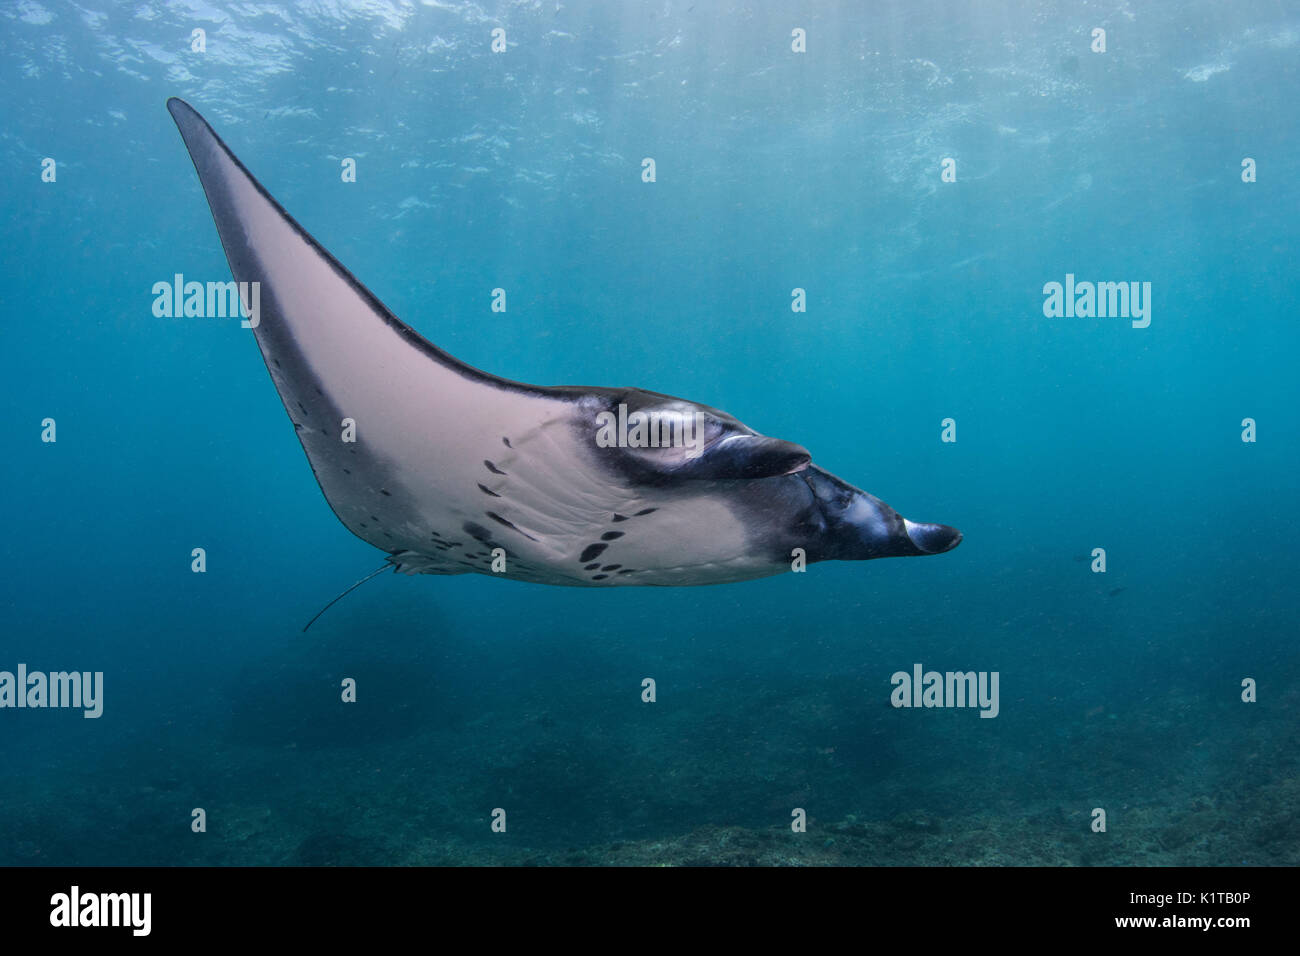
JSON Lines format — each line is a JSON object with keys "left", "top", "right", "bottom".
{"left": 312, "top": 387, "right": 780, "bottom": 586}
{"left": 259, "top": 300, "right": 778, "bottom": 586}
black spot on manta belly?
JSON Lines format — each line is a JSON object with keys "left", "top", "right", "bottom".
{"left": 484, "top": 460, "right": 506, "bottom": 475}
{"left": 463, "top": 522, "right": 503, "bottom": 550}
{"left": 579, "top": 542, "right": 608, "bottom": 563}
{"left": 478, "top": 483, "right": 501, "bottom": 497}
{"left": 635, "top": 508, "right": 658, "bottom": 516}
{"left": 502, "top": 437, "right": 512, "bottom": 448}
{"left": 584, "top": 562, "right": 601, "bottom": 570}
{"left": 592, "top": 574, "right": 609, "bottom": 581}
{"left": 611, "top": 513, "right": 628, "bottom": 522}
{"left": 601, "top": 531, "right": 624, "bottom": 541}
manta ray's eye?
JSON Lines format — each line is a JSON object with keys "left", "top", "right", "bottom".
{"left": 698, "top": 416, "right": 727, "bottom": 443}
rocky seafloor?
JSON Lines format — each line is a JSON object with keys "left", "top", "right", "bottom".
{"left": 2, "top": 660, "right": 1294, "bottom": 867}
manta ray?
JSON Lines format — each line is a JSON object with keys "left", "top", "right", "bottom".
{"left": 167, "top": 98, "right": 961, "bottom": 605}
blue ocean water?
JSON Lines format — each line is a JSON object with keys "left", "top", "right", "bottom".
{"left": 1, "top": 0, "right": 1296, "bottom": 866}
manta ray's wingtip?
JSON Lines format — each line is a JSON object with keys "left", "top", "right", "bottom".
{"left": 166, "top": 97, "right": 209, "bottom": 137}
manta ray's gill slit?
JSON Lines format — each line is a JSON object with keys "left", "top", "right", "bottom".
{"left": 485, "top": 511, "right": 538, "bottom": 542}
{"left": 601, "top": 531, "right": 624, "bottom": 541}
{"left": 484, "top": 460, "right": 507, "bottom": 475}
{"left": 477, "top": 483, "right": 501, "bottom": 497}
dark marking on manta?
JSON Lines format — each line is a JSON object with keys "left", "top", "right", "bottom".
{"left": 484, "top": 460, "right": 506, "bottom": 475}
{"left": 585, "top": 562, "right": 601, "bottom": 570}
{"left": 602, "top": 564, "right": 621, "bottom": 571}
{"left": 380, "top": 489, "right": 391, "bottom": 496}
{"left": 611, "top": 513, "right": 628, "bottom": 522}
{"left": 601, "top": 531, "right": 624, "bottom": 541}
{"left": 463, "top": 521, "right": 495, "bottom": 544}
{"left": 580, "top": 543, "right": 608, "bottom": 563}
{"left": 486, "top": 511, "right": 538, "bottom": 541}
{"left": 635, "top": 508, "right": 658, "bottom": 516}
{"left": 592, "top": 574, "right": 609, "bottom": 580}
{"left": 502, "top": 437, "right": 512, "bottom": 448}
{"left": 478, "top": 483, "right": 501, "bottom": 497}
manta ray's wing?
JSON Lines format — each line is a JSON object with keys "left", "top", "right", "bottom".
{"left": 168, "top": 97, "right": 594, "bottom": 577}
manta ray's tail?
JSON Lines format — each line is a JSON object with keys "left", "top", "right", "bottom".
{"left": 301, "top": 562, "right": 393, "bottom": 632}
